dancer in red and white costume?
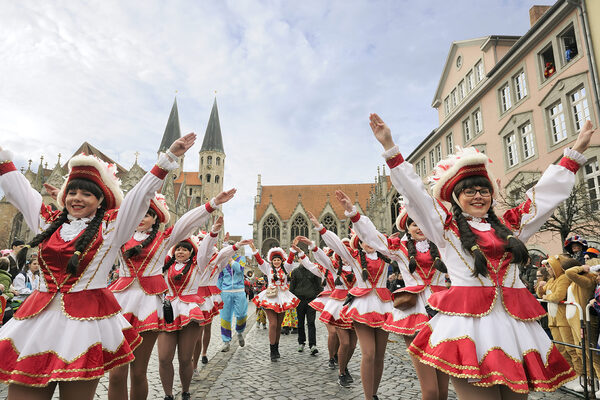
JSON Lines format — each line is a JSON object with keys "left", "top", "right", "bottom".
{"left": 250, "top": 241, "right": 300, "bottom": 361}
{"left": 307, "top": 211, "right": 393, "bottom": 400}
{"left": 336, "top": 191, "right": 450, "bottom": 399}
{"left": 0, "top": 133, "right": 195, "bottom": 400}
{"left": 108, "top": 189, "right": 235, "bottom": 400}
{"left": 370, "top": 113, "right": 596, "bottom": 398}
{"left": 294, "top": 236, "right": 358, "bottom": 387}
{"left": 158, "top": 220, "right": 250, "bottom": 400}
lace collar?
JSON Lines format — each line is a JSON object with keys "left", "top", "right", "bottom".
{"left": 60, "top": 215, "right": 94, "bottom": 242}
{"left": 415, "top": 240, "right": 430, "bottom": 253}
{"left": 133, "top": 231, "right": 150, "bottom": 241}
{"left": 462, "top": 212, "right": 491, "bottom": 231}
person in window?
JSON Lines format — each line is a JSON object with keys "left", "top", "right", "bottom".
{"left": 565, "top": 45, "right": 577, "bottom": 62}
{"left": 370, "top": 113, "right": 595, "bottom": 397}
{"left": 544, "top": 61, "right": 556, "bottom": 78}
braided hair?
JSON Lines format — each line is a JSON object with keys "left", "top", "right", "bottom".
{"left": 334, "top": 253, "right": 355, "bottom": 286}
{"left": 122, "top": 208, "right": 160, "bottom": 259}
{"left": 356, "top": 239, "right": 391, "bottom": 282}
{"left": 451, "top": 176, "right": 529, "bottom": 277}
{"left": 404, "top": 217, "right": 447, "bottom": 274}
{"left": 17, "top": 178, "right": 106, "bottom": 274}
{"left": 162, "top": 240, "right": 195, "bottom": 280}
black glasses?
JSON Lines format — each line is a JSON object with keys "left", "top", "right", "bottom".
{"left": 461, "top": 188, "right": 491, "bottom": 197}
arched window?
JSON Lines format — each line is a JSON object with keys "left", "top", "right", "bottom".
{"left": 290, "top": 214, "right": 309, "bottom": 239}
{"left": 262, "top": 215, "right": 280, "bottom": 241}
{"left": 199, "top": 175, "right": 202, "bottom": 183}
{"left": 216, "top": 157, "right": 220, "bottom": 166}
{"left": 319, "top": 214, "right": 337, "bottom": 247}
{"left": 206, "top": 174, "right": 211, "bottom": 183}
{"left": 215, "top": 175, "right": 220, "bottom": 183}
{"left": 390, "top": 191, "right": 403, "bottom": 233}
{"left": 207, "top": 156, "right": 212, "bottom": 165}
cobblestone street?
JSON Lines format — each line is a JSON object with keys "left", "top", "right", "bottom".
{"left": 0, "top": 304, "right": 582, "bottom": 399}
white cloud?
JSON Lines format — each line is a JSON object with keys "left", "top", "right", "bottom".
{"left": 0, "top": 0, "right": 550, "bottom": 238}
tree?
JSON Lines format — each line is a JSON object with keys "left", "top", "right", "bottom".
{"left": 499, "top": 174, "right": 600, "bottom": 247}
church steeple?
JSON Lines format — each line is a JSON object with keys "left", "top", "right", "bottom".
{"left": 158, "top": 98, "right": 182, "bottom": 154}
{"left": 200, "top": 98, "right": 224, "bottom": 153}
{"left": 158, "top": 98, "right": 183, "bottom": 177}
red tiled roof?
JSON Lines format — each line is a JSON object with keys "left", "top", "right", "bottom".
{"left": 174, "top": 171, "right": 202, "bottom": 186}
{"left": 256, "top": 182, "right": 380, "bottom": 221}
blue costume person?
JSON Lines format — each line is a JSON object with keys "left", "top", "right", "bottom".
{"left": 217, "top": 259, "right": 248, "bottom": 350}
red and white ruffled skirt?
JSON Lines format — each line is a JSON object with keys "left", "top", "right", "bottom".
{"left": 382, "top": 289, "right": 429, "bottom": 336}
{"left": 309, "top": 292, "right": 330, "bottom": 313}
{"left": 162, "top": 297, "right": 205, "bottom": 332}
{"left": 340, "top": 291, "right": 393, "bottom": 329}
{"left": 409, "top": 296, "right": 575, "bottom": 393}
{"left": 0, "top": 295, "right": 141, "bottom": 386}
{"left": 320, "top": 296, "right": 352, "bottom": 329}
{"left": 252, "top": 288, "right": 300, "bottom": 313}
{"left": 113, "top": 280, "right": 163, "bottom": 333}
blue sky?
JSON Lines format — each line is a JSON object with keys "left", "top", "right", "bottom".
{"left": 0, "top": 0, "right": 551, "bottom": 239}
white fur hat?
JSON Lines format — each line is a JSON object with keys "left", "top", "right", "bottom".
{"left": 267, "top": 247, "right": 286, "bottom": 262}
{"left": 150, "top": 192, "right": 170, "bottom": 224}
{"left": 57, "top": 153, "right": 123, "bottom": 210}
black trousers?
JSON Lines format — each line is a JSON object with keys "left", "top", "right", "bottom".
{"left": 296, "top": 298, "right": 316, "bottom": 347}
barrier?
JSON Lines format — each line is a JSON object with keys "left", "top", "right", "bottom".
{"left": 538, "top": 299, "right": 589, "bottom": 399}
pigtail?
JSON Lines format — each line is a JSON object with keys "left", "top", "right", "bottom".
{"left": 17, "top": 210, "right": 69, "bottom": 268}
{"left": 66, "top": 207, "right": 106, "bottom": 275}
{"left": 452, "top": 203, "right": 488, "bottom": 277}
{"left": 404, "top": 232, "right": 418, "bottom": 273}
{"left": 174, "top": 258, "right": 194, "bottom": 281}
{"left": 486, "top": 207, "right": 529, "bottom": 266}
{"left": 123, "top": 221, "right": 160, "bottom": 259}
{"left": 429, "top": 241, "right": 447, "bottom": 273}
{"left": 358, "top": 247, "right": 369, "bottom": 281}
{"left": 334, "top": 254, "right": 344, "bottom": 286}
{"left": 162, "top": 256, "right": 176, "bottom": 273}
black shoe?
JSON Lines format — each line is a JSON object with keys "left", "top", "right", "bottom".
{"left": 164, "top": 396, "right": 174, "bottom": 400}
{"left": 291, "top": 327, "right": 298, "bottom": 334}
{"left": 328, "top": 358, "right": 336, "bottom": 369}
{"left": 275, "top": 342, "right": 281, "bottom": 359}
{"left": 310, "top": 345, "right": 319, "bottom": 355}
{"left": 373, "top": 395, "right": 379, "bottom": 400}
{"left": 270, "top": 344, "right": 278, "bottom": 362}
{"left": 338, "top": 373, "right": 351, "bottom": 387}
{"left": 201, "top": 356, "right": 208, "bottom": 364}
{"left": 182, "top": 392, "right": 191, "bottom": 400}
{"left": 345, "top": 367, "right": 354, "bottom": 383}
{"left": 334, "top": 354, "right": 338, "bottom": 364}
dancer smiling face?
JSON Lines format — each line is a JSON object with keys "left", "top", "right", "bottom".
{"left": 64, "top": 179, "right": 105, "bottom": 219}
{"left": 174, "top": 243, "right": 193, "bottom": 263}
{"left": 453, "top": 176, "right": 493, "bottom": 218}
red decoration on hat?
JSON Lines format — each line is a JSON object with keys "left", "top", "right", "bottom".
{"left": 149, "top": 192, "right": 170, "bottom": 224}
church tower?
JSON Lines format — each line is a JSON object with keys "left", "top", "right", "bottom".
{"left": 198, "top": 98, "right": 225, "bottom": 204}
{"left": 158, "top": 98, "right": 183, "bottom": 178}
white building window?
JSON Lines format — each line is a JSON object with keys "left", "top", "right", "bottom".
{"left": 458, "top": 81, "right": 465, "bottom": 102}
{"left": 435, "top": 144, "right": 442, "bottom": 163}
{"left": 444, "top": 97, "right": 450, "bottom": 116}
{"left": 571, "top": 86, "right": 590, "bottom": 131}
{"left": 475, "top": 60, "right": 484, "bottom": 83}
{"left": 500, "top": 84, "right": 512, "bottom": 112}
{"left": 420, "top": 158, "right": 427, "bottom": 175}
{"left": 466, "top": 71, "right": 474, "bottom": 92}
{"left": 446, "top": 134, "right": 454, "bottom": 154}
{"left": 514, "top": 71, "right": 527, "bottom": 101}
{"left": 451, "top": 89, "right": 457, "bottom": 108}
{"left": 585, "top": 158, "right": 600, "bottom": 211}
{"left": 548, "top": 101, "right": 567, "bottom": 143}
{"left": 416, "top": 161, "right": 421, "bottom": 177}
{"left": 505, "top": 133, "right": 519, "bottom": 167}
{"left": 520, "top": 122, "right": 535, "bottom": 160}
{"left": 473, "top": 109, "right": 483, "bottom": 134}
{"left": 462, "top": 118, "right": 472, "bottom": 142}
{"left": 429, "top": 149, "right": 436, "bottom": 170}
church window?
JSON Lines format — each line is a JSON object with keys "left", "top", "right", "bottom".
{"left": 291, "top": 214, "right": 309, "bottom": 239}
{"left": 390, "top": 192, "right": 403, "bottom": 233}
{"left": 207, "top": 156, "right": 212, "bottom": 165}
{"left": 216, "top": 157, "right": 220, "bottom": 166}
{"left": 206, "top": 174, "right": 211, "bottom": 183}
{"left": 319, "top": 214, "right": 337, "bottom": 247}
{"left": 215, "top": 175, "right": 220, "bottom": 183}
{"left": 263, "top": 215, "right": 280, "bottom": 240}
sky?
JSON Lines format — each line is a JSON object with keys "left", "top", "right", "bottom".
{"left": 0, "top": 0, "right": 552, "bottom": 239}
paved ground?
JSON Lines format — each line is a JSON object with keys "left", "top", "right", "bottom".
{"left": 0, "top": 303, "right": 584, "bottom": 399}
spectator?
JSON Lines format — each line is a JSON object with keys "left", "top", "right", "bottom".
{"left": 519, "top": 257, "right": 538, "bottom": 294}
{"left": 0, "top": 257, "right": 14, "bottom": 324}
{"left": 537, "top": 254, "right": 583, "bottom": 392}
{"left": 7, "top": 240, "right": 24, "bottom": 280}
{"left": 584, "top": 248, "right": 600, "bottom": 262}
{"left": 290, "top": 258, "right": 322, "bottom": 355}
{"left": 535, "top": 265, "right": 552, "bottom": 338}
{"left": 12, "top": 256, "right": 40, "bottom": 304}
{"left": 564, "top": 235, "right": 588, "bottom": 264}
